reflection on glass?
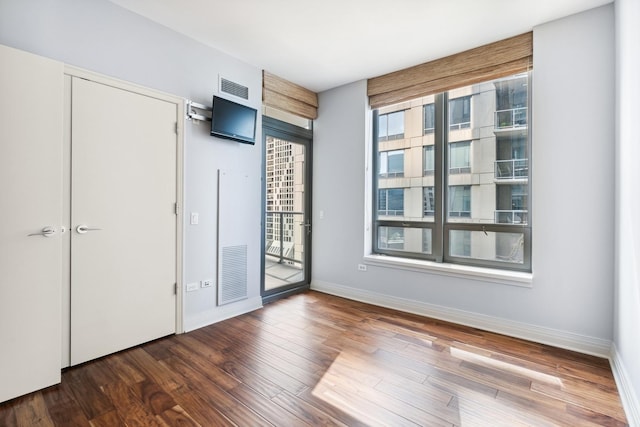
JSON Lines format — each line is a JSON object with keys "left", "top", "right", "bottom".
{"left": 378, "top": 226, "right": 433, "bottom": 255}
{"left": 449, "top": 230, "right": 524, "bottom": 264}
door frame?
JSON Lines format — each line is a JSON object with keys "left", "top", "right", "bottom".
{"left": 61, "top": 66, "right": 185, "bottom": 367}
{"left": 261, "top": 116, "right": 313, "bottom": 304}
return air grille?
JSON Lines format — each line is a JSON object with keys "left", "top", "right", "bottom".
{"left": 218, "top": 245, "right": 248, "bottom": 306}
{"left": 220, "top": 77, "right": 249, "bottom": 100}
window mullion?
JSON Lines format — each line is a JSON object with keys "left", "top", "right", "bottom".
{"left": 433, "top": 93, "right": 447, "bottom": 262}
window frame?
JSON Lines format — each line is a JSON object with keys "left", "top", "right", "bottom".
{"left": 372, "top": 74, "right": 532, "bottom": 273}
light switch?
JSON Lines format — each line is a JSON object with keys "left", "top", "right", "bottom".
{"left": 190, "top": 212, "right": 199, "bottom": 225}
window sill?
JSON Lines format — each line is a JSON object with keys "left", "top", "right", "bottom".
{"left": 362, "top": 254, "right": 533, "bottom": 288}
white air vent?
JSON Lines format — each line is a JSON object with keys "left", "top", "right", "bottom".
{"left": 220, "top": 77, "right": 249, "bottom": 100}
{"left": 218, "top": 245, "right": 248, "bottom": 306}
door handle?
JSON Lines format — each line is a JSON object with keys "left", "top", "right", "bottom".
{"left": 27, "top": 226, "right": 56, "bottom": 237}
{"left": 302, "top": 222, "right": 311, "bottom": 235}
{"left": 76, "top": 225, "right": 102, "bottom": 234}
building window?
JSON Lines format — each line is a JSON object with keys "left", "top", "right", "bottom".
{"left": 424, "top": 103, "right": 435, "bottom": 134}
{"left": 423, "top": 145, "right": 435, "bottom": 176}
{"left": 449, "top": 96, "right": 471, "bottom": 130}
{"left": 423, "top": 187, "right": 435, "bottom": 217}
{"left": 449, "top": 141, "right": 471, "bottom": 174}
{"left": 378, "top": 188, "right": 404, "bottom": 216}
{"left": 378, "top": 111, "right": 404, "bottom": 141}
{"left": 379, "top": 150, "right": 404, "bottom": 178}
{"left": 373, "top": 72, "right": 531, "bottom": 272}
{"left": 448, "top": 186, "right": 471, "bottom": 218}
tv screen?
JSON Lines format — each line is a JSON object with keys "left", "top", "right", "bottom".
{"left": 210, "top": 96, "right": 257, "bottom": 145}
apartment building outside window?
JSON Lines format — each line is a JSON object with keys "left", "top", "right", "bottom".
{"left": 373, "top": 72, "right": 531, "bottom": 272}
{"left": 449, "top": 141, "right": 471, "bottom": 174}
{"left": 424, "top": 103, "right": 435, "bottom": 134}
{"left": 378, "top": 111, "right": 404, "bottom": 141}
{"left": 449, "top": 96, "right": 471, "bottom": 130}
{"left": 379, "top": 150, "right": 404, "bottom": 178}
{"left": 378, "top": 188, "right": 404, "bottom": 216}
{"left": 423, "top": 146, "right": 435, "bottom": 175}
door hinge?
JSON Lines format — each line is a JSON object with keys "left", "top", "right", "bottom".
{"left": 174, "top": 283, "right": 178, "bottom": 295}
{"left": 175, "top": 122, "right": 178, "bottom": 134}
{"left": 174, "top": 202, "right": 179, "bottom": 215}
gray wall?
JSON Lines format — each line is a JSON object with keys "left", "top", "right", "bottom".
{"left": 614, "top": 0, "right": 640, "bottom": 421}
{"left": 0, "top": 0, "right": 264, "bottom": 331}
{"left": 313, "top": 5, "right": 615, "bottom": 355}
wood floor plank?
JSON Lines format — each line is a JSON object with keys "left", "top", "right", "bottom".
{"left": 0, "top": 291, "right": 628, "bottom": 426}
{"left": 86, "top": 410, "right": 125, "bottom": 427}
{"left": 13, "top": 393, "right": 55, "bottom": 427}
{"left": 170, "top": 389, "right": 235, "bottom": 427}
{"left": 100, "top": 381, "right": 161, "bottom": 426}
{"left": 41, "top": 384, "right": 90, "bottom": 427}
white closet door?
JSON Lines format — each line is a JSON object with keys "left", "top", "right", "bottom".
{"left": 70, "top": 77, "right": 177, "bottom": 365}
{"left": 0, "top": 45, "right": 63, "bottom": 402}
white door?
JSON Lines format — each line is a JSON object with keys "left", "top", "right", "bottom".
{"left": 0, "top": 45, "right": 63, "bottom": 402}
{"left": 70, "top": 77, "right": 177, "bottom": 365}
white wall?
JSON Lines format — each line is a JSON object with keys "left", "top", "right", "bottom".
{"left": 0, "top": 0, "right": 263, "bottom": 331}
{"left": 313, "top": 5, "right": 615, "bottom": 356}
{"left": 614, "top": 0, "right": 640, "bottom": 423}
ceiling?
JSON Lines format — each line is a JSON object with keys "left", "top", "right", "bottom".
{"left": 109, "top": 0, "right": 611, "bottom": 93}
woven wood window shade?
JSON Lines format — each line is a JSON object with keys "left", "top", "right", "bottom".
{"left": 263, "top": 71, "right": 318, "bottom": 120}
{"left": 368, "top": 32, "right": 532, "bottom": 109}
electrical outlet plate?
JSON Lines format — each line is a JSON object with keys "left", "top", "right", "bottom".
{"left": 358, "top": 264, "right": 367, "bottom": 271}
{"left": 186, "top": 282, "right": 199, "bottom": 292}
{"left": 201, "top": 279, "right": 213, "bottom": 288}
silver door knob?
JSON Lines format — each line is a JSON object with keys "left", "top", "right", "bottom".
{"left": 76, "top": 225, "right": 102, "bottom": 234}
{"left": 28, "top": 226, "right": 56, "bottom": 237}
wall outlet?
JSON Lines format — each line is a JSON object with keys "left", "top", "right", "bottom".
{"left": 186, "top": 282, "right": 199, "bottom": 292}
{"left": 201, "top": 279, "right": 213, "bottom": 288}
{"left": 357, "top": 264, "right": 367, "bottom": 271}
{"left": 190, "top": 212, "right": 199, "bottom": 225}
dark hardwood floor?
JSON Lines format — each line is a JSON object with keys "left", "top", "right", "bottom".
{"left": 0, "top": 291, "right": 628, "bottom": 426}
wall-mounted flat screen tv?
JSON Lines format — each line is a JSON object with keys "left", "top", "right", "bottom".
{"left": 210, "top": 95, "right": 257, "bottom": 145}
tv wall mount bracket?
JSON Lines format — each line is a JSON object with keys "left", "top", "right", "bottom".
{"left": 185, "top": 100, "right": 212, "bottom": 122}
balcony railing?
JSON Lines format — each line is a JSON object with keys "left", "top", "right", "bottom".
{"left": 495, "top": 107, "right": 527, "bottom": 129}
{"left": 495, "top": 210, "right": 528, "bottom": 224}
{"left": 449, "top": 121, "right": 471, "bottom": 131}
{"left": 265, "top": 211, "right": 303, "bottom": 264}
{"left": 378, "top": 209, "right": 404, "bottom": 216}
{"left": 495, "top": 159, "right": 528, "bottom": 179}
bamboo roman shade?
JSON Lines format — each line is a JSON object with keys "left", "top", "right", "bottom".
{"left": 263, "top": 71, "right": 318, "bottom": 120}
{"left": 368, "top": 32, "right": 533, "bottom": 109}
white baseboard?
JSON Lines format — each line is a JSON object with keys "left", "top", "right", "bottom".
{"left": 610, "top": 343, "right": 640, "bottom": 427}
{"left": 311, "top": 280, "right": 611, "bottom": 358}
{"left": 183, "top": 296, "right": 263, "bottom": 333}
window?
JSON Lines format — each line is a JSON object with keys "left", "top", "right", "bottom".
{"left": 423, "top": 187, "right": 435, "bottom": 217}
{"left": 449, "top": 141, "right": 471, "bottom": 174}
{"left": 378, "top": 111, "right": 404, "bottom": 141}
{"left": 423, "top": 146, "right": 435, "bottom": 176}
{"left": 378, "top": 188, "right": 404, "bottom": 216}
{"left": 379, "top": 150, "right": 404, "bottom": 178}
{"left": 448, "top": 186, "right": 471, "bottom": 218}
{"left": 424, "top": 103, "right": 435, "bottom": 134}
{"left": 373, "top": 72, "right": 531, "bottom": 272}
{"left": 449, "top": 96, "right": 471, "bottom": 130}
